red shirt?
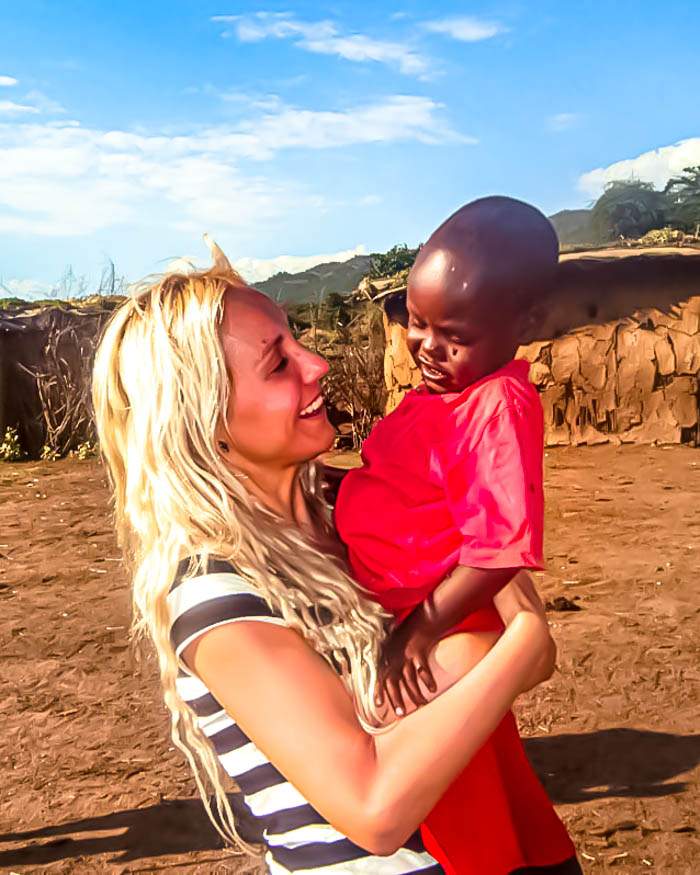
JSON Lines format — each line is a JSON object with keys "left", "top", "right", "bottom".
{"left": 335, "top": 359, "right": 544, "bottom": 617}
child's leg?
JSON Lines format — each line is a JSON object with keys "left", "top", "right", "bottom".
{"left": 430, "top": 628, "right": 502, "bottom": 691}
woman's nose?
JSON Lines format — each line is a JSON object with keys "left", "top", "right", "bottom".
{"left": 301, "top": 348, "right": 329, "bottom": 383}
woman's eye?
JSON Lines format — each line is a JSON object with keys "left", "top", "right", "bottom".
{"left": 271, "top": 356, "right": 289, "bottom": 374}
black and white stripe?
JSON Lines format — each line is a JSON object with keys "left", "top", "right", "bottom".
{"left": 168, "top": 559, "right": 444, "bottom": 874}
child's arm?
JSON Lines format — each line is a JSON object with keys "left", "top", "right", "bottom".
{"left": 376, "top": 565, "right": 517, "bottom": 715}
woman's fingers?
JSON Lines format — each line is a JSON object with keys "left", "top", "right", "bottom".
{"left": 514, "top": 571, "right": 547, "bottom": 618}
{"left": 493, "top": 572, "right": 543, "bottom": 625}
{"left": 492, "top": 582, "right": 519, "bottom": 625}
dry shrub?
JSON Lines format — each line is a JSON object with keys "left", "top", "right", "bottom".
{"left": 21, "top": 321, "right": 104, "bottom": 457}
{"left": 323, "top": 302, "right": 387, "bottom": 448}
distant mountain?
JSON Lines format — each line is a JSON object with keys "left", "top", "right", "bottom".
{"left": 549, "top": 209, "right": 596, "bottom": 246}
{"left": 255, "top": 254, "right": 371, "bottom": 304}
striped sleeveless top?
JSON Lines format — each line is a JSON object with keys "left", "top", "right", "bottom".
{"left": 168, "top": 558, "right": 444, "bottom": 875}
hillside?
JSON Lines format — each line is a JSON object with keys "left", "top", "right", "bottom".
{"left": 549, "top": 208, "right": 596, "bottom": 246}
{"left": 255, "top": 254, "right": 371, "bottom": 303}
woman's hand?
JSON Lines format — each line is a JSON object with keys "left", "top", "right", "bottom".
{"left": 493, "top": 570, "right": 547, "bottom": 624}
{"left": 493, "top": 571, "right": 556, "bottom": 691}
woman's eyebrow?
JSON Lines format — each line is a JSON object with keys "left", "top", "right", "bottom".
{"left": 259, "top": 334, "right": 283, "bottom": 363}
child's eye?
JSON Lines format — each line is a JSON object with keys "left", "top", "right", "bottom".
{"left": 271, "top": 356, "right": 289, "bottom": 374}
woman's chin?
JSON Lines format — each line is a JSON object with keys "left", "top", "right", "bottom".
{"left": 296, "top": 420, "right": 336, "bottom": 462}
{"left": 314, "top": 422, "right": 337, "bottom": 456}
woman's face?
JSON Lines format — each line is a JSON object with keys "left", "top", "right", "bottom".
{"left": 219, "top": 286, "right": 334, "bottom": 470}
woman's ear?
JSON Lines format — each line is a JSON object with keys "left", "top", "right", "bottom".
{"left": 214, "top": 422, "right": 231, "bottom": 458}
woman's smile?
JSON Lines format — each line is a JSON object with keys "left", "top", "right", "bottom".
{"left": 299, "top": 392, "right": 326, "bottom": 419}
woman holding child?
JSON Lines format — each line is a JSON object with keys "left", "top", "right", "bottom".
{"left": 92, "top": 198, "right": 581, "bottom": 873}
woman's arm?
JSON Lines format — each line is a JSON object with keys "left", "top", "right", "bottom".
{"left": 185, "top": 575, "right": 552, "bottom": 856}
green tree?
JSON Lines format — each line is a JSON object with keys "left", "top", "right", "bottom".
{"left": 369, "top": 244, "right": 420, "bottom": 278}
{"left": 664, "top": 165, "right": 700, "bottom": 232}
{"left": 591, "top": 180, "right": 667, "bottom": 241}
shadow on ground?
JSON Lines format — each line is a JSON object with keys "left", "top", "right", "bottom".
{"left": 1, "top": 729, "right": 698, "bottom": 869}
{"left": 525, "top": 727, "right": 700, "bottom": 803}
{"left": 0, "top": 792, "right": 260, "bottom": 869}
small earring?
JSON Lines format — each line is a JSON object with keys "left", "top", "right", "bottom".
{"left": 218, "top": 440, "right": 229, "bottom": 453}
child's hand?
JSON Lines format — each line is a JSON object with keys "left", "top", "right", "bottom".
{"left": 376, "top": 614, "right": 439, "bottom": 716}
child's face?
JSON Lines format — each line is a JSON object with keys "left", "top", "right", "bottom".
{"left": 406, "top": 250, "right": 522, "bottom": 393}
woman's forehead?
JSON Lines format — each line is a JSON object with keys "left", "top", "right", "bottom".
{"left": 221, "top": 286, "right": 288, "bottom": 339}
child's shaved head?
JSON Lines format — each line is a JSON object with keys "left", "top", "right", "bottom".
{"left": 412, "top": 196, "right": 559, "bottom": 307}
{"left": 407, "top": 196, "right": 559, "bottom": 393}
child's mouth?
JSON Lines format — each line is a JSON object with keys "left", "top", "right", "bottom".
{"left": 419, "top": 359, "right": 449, "bottom": 383}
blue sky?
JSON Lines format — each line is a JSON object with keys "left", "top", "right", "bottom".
{"left": 1, "top": 1, "right": 699, "bottom": 295}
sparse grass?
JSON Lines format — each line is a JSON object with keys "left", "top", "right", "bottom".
{"left": 0, "top": 426, "right": 23, "bottom": 462}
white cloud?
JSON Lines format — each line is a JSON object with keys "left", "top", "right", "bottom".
{"left": 547, "top": 112, "right": 580, "bottom": 132}
{"left": 212, "top": 12, "right": 431, "bottom": 77}
{"left": 230, "top": 95, "right": 474, "bottom": 158}
{"left": 234, "top": 245, "right": 368, "bottom": 284}
{"left": 423, "top": 16, "right": 505, "bottom": 42}
{"left": 183, "top": 84, "right": 285, "bottom": 113}
{"left": 0, "top": 100, "right": 39, "bottom": 115}
{"left": 0, "top": 96, "right": 469, "bottom": 237}
{"left": 22, "top": 90, "right": 66, "bottom": 115}
{"left": 578, "top": 137, "right": 700, "bottom": 198}
{"left": 0, "top": 76, "right": 18, "bottom": 87}
{"left": 0, "top": 90, "right": 65, "bottom": 116}
{"left": 0, "top": 277, "right": 53, "bottom": 298}
{"left": 219, "top": 91, "right": 284, "bottom": 112}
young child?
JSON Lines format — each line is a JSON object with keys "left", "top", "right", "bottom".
{"left": 334, "top": 196, "right": 580, "bottom": 874}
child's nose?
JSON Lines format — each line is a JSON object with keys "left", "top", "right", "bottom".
{"left": 422, "top": 332, "right": 439, "bottom": 354}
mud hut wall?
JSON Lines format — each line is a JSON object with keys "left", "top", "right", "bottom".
{"left": 383, "top": 296, "right": 700, "bottom": 446}
{"left": 0, "top": 307, "right": 113, "bottom": 457}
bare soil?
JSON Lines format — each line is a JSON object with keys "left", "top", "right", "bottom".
{"left": 0, "top": 446, "right": 698, "bottom": 873}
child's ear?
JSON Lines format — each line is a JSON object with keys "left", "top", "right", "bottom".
{"left": 518, "top": 302, "right": 545, "bottom": 345}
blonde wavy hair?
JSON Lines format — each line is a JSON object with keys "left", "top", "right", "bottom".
{"left": 91, "top": 242, "right": 388, "bottom": 853}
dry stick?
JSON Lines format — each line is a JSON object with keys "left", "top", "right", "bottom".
{"left": 19, "top": 317, "right": 107, "bottom": 455}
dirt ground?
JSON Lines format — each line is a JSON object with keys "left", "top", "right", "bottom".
{"left": 0, "top": 445, "right": 698, "bottom": 874}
